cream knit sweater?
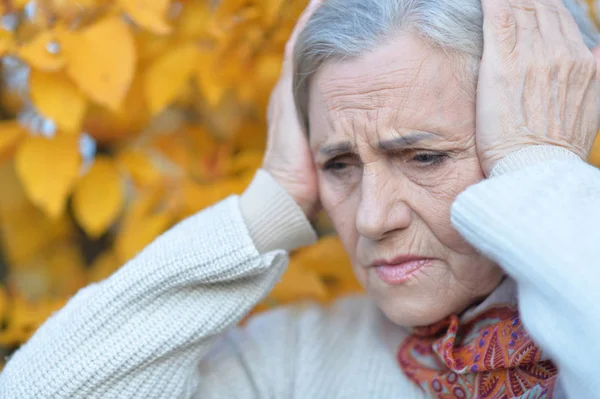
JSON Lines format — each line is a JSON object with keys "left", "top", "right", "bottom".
{"left": 1, "top": 146, "right": 599, "bottom": 399}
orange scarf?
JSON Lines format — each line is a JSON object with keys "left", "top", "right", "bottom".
{"left": 397, "top": 306, "right": 558, "bottom": 398}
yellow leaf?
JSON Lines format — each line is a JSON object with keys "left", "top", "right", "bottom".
{"left": 87, "top": 250, "right": 120, "bottom": 283}
{"left": 0, "top": 121, "right": 26, "bottom": 163}
{"left": 588, "top": 131, "right": 600, "bottom": 167}
{"left": 144, "top": 42, "right": 198, "bottom": 115}
{"left": 135, "top": 30, "right": 173, "bottom": 63}
{"left": 66, "top": 16, "right": 136, "bottom": 110}
{"left": 17, "top": 30, "right": 66, "bottom": 71}
{"left": 269, "top": 262, "right": 328, "bottom": 303}
{"left": 0, "top": 28, "right": 15, "bottom": 56}
{"left": 73, "top": 156, "right": 124, "bottom": 238}
{"left": 195, "top": 51, "right": 226, "bottom": 107}
{"left": 179, "top": 174, "right": 251, "bottom": 218}
{"left": 290, "top": 236, "right": 363, "bottom": 299}
{"left": 0, "top": 286, "right": 7, "bottom": 322}
{"left": 6, "top": 240, "right": 86, "bottom": 300}
{"left": 29, "top": 70, "right": 87, "bottom": 133}
{"left": 0, "top": 294, "right": 66, "bottom": 346}
{"left": 175, "top": 1, "right": 211, "bottom": 39}
{"left": 119, "top": 0, "right": 172, "bottom": 34}
{"left": 84, "top": 74, "right": 149, "bottom": 143}
{"left": 259, "top": 0, "right": 284, "bottom": 24}
{"left": 117, "top": 149, "right": 162, "bottom": 188}
{"left": 0, "top": 164, "right": 72, "bottom": 266}
{"left": 116, "top": 211, "right": 173, "bottom": 262}
{"left": 226, "top": 150, "right": 262, "bottom": 176}
{"left": 45, "top": 242, "right": 87, "bottom": 297}
{"left": 15, "top": 134, "right": 80, "bottom": 218}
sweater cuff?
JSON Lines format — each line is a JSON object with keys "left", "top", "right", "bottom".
{"left": 490, "top": 145, "right": 582, "bottom": 178}
{"left": 239, "top": 169, "right": 318, "bottom": 253}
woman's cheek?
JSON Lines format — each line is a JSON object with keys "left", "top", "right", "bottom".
{"left": 422, "top": 159, "right": 483, "bottom": 254}
{"left": 319, "top": 177, "right": 360, "bottom": 260}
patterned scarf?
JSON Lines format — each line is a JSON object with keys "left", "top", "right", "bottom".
{"left": 397, "top": 281, "right": 559, "bottom": 398}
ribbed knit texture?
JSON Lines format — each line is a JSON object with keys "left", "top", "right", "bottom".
{"left": 490, "top": 145, "right": 581, "bottom": 177}
{"left": 1, "top": 148, "right": 598, "bottom": 398}
{"left": 453, "top": 153, "right": 600, "bottom": 399}
{"left": 240, "top": 169, "right": 317, "bottom": 253}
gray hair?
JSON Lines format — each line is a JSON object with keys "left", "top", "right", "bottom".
{"left": 293, "top": 0, "right": 600, "bottom": 130}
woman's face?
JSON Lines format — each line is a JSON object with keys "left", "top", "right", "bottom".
{"left": 308, "top": 34, "right": 504, "bottom": 327}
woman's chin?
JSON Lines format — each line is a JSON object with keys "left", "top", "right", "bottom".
{"left": 366, "top": 268, "right": 462, "bottom": 327}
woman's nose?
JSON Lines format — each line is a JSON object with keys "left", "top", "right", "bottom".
{"left": 355, "top": 172, "right": 413, "bottom": 241}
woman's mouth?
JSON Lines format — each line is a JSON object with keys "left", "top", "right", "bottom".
{"left": 371, "top": 256, "right": 433, "bottom": 285}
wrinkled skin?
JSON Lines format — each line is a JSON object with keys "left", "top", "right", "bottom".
{"left": 308, "top": 36, "right": 503, "bottom": 327}
{"left": 263, "top": 0, "right": 600, "bottom": 327}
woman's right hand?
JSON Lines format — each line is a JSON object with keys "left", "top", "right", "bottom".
{"left": 262, "top": 0, "right": 322, "bottom": 219}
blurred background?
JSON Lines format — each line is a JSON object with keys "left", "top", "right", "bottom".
{"left": 0, "top": 0, "right": 598, "bottom": 369}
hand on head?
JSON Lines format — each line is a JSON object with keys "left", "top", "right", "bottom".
{"left": 264, "top": 0, "right": 600, "bottom": 217}
{"left": 477, "top": 0, "right": 600, "bottom": 176}
{"left": 262, "top": 0, "right": 323, "bottom": 219}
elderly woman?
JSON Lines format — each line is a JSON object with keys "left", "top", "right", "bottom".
{"left": 2, "top": 0, "right": 600, "bottom": 397}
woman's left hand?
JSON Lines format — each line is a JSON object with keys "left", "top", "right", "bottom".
{"left": 476, "top": 0, "right": 600, "bottom": 176}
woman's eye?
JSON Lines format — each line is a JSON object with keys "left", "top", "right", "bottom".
{"left": 412, "top": 153, "right": 448, "bottom": 166}
{"left": 324, "top": 161, "right": 348, "bottom": 171}
{"left": 323, "top": 155, "right": 359, "bottom": 174}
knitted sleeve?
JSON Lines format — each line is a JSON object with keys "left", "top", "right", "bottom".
{"left": 451, "top": 146, "right": 600, "bottom": 399}
{"left": 0, "top": 170, "right": 316, "bottom": 399}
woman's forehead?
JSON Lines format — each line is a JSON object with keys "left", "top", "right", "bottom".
{"left": 307, "top": 34, "right": 476, "bottom": 149}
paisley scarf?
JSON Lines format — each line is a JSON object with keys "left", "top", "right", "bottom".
{"left": 397, "top": 280, "right": 559, "bottom": 398}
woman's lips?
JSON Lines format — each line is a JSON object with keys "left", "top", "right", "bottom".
{"left": 372, "top": 257, "right": 432, "bottom": 285}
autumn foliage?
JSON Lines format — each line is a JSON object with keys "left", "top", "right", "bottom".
{"left": 0, "top": 0, "right": 365, "bottom": 366}
{"left": 0, "top": 0, "right": 599, "bottom": 369}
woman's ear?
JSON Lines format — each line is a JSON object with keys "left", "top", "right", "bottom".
{"left": 592, "top": 44, "right": 600, "bottom": 79}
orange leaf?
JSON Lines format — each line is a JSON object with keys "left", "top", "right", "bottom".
{"left": 119, "top": 0, "right": 172, "bottom": 34}
{"left": 0, "top": 121, "right": 26, "bottom": 163}
{"left": 66, "top": 16, "right": 136, "bottom": 110}
{"left": 29, "top": 70, "right": 87, "bottom": 133}
{"left": 144, "top": 42, "right": 198, "bottom": 115}
{"left": 15, "top": 134, "right": 80, "bottom": 218}
{"left": 73, "top": 156, "right": 124, "bottom": 238}
{"left": 17, "top": 30, "right": 66, "bottom": 71}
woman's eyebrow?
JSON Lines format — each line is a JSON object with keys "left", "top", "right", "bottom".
{"left": 378, "top": 132, "right": 436, "bottom": 151}
{"left": 319, "top": 142, "right": 353, "bottom": 157}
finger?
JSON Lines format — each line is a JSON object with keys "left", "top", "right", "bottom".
{"left": 481, "top": 0, "right": 517, "bottom": 53}
{"left": 533, "top": 0, "right": 564, "bottom": 47}
{"left": 508, "top": 0, "right": 542, "bottom": 50}
{"left": 554, "top": 0, "right": 590, "bottom": 50}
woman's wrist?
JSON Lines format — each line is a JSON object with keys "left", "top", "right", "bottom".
{"left": 239, "top": 169, "right": 317, "bottom": 253}
{"left": 489, "top": 145, "right": 583, "bottom": 178}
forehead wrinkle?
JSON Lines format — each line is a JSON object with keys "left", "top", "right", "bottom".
{"left": 320, "top": 63, "right": 430, "bottom": 115}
